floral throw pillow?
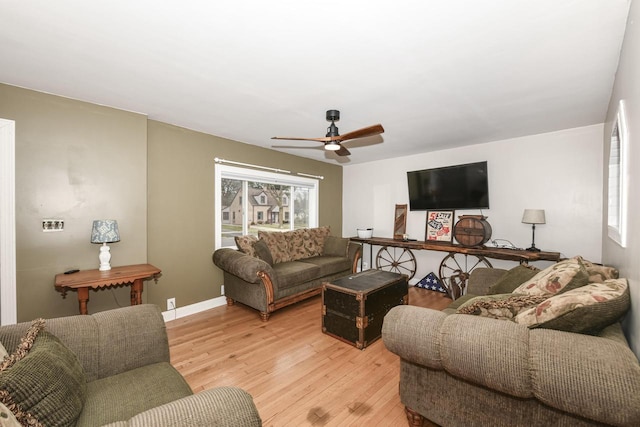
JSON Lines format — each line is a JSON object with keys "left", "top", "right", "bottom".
{"left": 258, "top": 231, "right": 291, "bottom": 264}
{"left": 288, "top": 229, "right": 308, "bottom": 261}
{"left": 515, "top": 279, "right": 630, "bottom": 334}
{"left": 579, "top": 258, "right": 619, "bottom": 283}
{"left": 306, "top": 226, "right": 331, "bottom": 257}
{"left": 512, "top": 256, "right": 589, "bottom": 296}
{"left": 234, "top": 235, "right": 258, "bottom": 257}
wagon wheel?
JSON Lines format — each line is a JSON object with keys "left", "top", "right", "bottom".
{"left": 438, "top": 253, "right": 492, "bottom": 299}
{"left": 376, "top": 246, "right": 417, "bottom": 280}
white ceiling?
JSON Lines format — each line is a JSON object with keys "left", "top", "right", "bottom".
{"left": 0, "top": 1, "right": 631, "bottom": 165}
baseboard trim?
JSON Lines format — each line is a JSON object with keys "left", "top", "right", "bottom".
{"left": 162, "top": 295, "right": 227, "bottom": 323}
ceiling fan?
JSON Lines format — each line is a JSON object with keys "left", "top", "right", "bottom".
{"left": 271, "top": 110, "right": 384, "bottom": 156}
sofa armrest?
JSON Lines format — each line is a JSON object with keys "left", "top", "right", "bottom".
{"left": 383, "top": 305, "right": 450, "bottom": 369}
{"left": 101, "top": 387, "right": 261, "bottom": 427}
{"left": 213, "top": 248, "right": 273, "bottom": 284}
{"left": 347, "top": 241, "right": 362, "bottom": 273}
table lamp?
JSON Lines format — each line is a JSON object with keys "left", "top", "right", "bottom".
{"left": 522, "top": 209, "right": 545, "bottom": 252}
{"left": 91, "top": 219, "right": 120, "bottom": 271}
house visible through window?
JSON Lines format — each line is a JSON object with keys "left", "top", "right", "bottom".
{"left": 215, "top": 164, "right": 319, "bottom": 248}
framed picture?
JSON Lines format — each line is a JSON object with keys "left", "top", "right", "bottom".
{"left": 425, "top": 210, "right": 454, "bottom": 242}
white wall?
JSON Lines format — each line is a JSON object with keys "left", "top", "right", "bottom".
{"left": 343, "top": 124, "right": 603, "bottom": 283}
{"left": 603, "top": 0, "right": 640, "bottom": 358}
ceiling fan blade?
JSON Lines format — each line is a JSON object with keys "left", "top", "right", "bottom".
{"left": 332, "top": 124, "right": 384, "bottom": 142}
{"left": 271, "top": 136, "right": 331, "bottom": 142}
{"left": 334, "top": 145, "right": 351, "bottom": 156}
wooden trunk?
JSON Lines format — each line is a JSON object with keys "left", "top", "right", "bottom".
{"left": 454, "top": 215, "right": 492, "bottom": 247}
{"left": 322, "top": 270, "right": 408, "bottom": 349}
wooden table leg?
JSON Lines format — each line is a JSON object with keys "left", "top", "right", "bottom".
{"left": 131, "top": 279, "right": 144, "bottom": 305}
{"left": 77, "top": 287, "right": 89, "bottom": 315}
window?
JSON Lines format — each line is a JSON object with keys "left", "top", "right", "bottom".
{"left": 215, "top": 164, "right": 319, "bottom": 248}
{"left": 608, "top": 100, "right": 628, "bottom": 247}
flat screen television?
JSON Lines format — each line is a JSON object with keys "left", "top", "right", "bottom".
{"left": 407, "top": 161, "right": 489, "bottom": 211}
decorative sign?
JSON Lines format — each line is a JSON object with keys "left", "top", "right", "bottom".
{"left": 425, "top": 210, "right": 454, "bottom": 242}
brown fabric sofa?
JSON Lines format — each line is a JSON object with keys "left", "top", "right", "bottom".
{"left": 382, "top": 266, "right": 640, "bottom": 427}
{"left": 0, "top": 304, "right": 262, "bottom": 427}
{"left": 213, "top": 227, "right": 361, "bottom": 321}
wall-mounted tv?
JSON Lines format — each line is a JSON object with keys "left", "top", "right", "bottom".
{"left": 407, "top": 161, "right": 489, "bottom": 211}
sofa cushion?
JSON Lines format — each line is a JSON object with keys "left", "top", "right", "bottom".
{"left": 487, "top": 265, "right": 540, "bottom": 295}
{"left": 272, "top": 261, "right": 322, "bottom": 290}
{"left": 0, "top": 340, "right": 7, "bottom": 359}
{"left": 252, "top": 239, "right": 273, "bottom": 266}
{"left": 288, "top": 229, "right": 308, "bottom": 261}
{"left": 298, "top": 256, "right": 352, "bottom": 277}
{"left": 76, "top": 362, "right": 193, "bottom": 427}
{"left": 515, "top": 279, "right": 630, "bottom": 334}
{"left": 258, "top": 231, "right": 291, "bottom": 264}
{"left": 0, "top": 321, "right": 86, "bottom": 427}
{"left": 323, "top": 236, "right": 349, "bottom": 257}
{"left": 456, "top": 293, "right": 548, "bottom": 320}
{"left": 306, "top": 226, "right": 331, "bottom": 256}
{"left": 512, "top": 256, "right": 589, "bottom": 296}
{"left": 235, "top": 235, "right": 258, "bottom": 257}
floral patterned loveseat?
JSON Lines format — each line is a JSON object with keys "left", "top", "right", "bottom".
{"left": 213, "top": 227, "right": 361, "bottom": 321}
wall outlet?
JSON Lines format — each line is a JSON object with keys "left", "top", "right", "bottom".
{"left": 221, "top": 285, "right": 225, "bottom": 295}
{"left": 167, "top": 298, "right": 176, "bottom": 311}
{"left": 42, "top": 219, "right": 64, "bottom": 232}
{"left": 363, "top": 261, "right": 369, "bottom": 270}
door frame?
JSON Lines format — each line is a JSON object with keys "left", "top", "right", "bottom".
{"left": 0, "top": 118, "right": 17, "bottom": 324}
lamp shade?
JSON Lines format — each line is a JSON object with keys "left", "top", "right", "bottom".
{"left": 90, "top": 220, "right": 120, "bottom": 243}
{"left": 522, "top": 209, "right": 546, "bottom": 225}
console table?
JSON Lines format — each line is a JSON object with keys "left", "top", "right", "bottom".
{"left": 349, "top": 236, "right": 560, "bottom": 295}
{"left": 55, "top": 264, "right": 161, "bottom": 314}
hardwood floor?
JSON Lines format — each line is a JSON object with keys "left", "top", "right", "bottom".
{"left": 167, "top": 286, "right": 452, "bottom": 426}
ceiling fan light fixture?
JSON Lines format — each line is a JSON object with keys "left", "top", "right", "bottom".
{"left": 325, "top": 142, "right": 341, "bottom": 151}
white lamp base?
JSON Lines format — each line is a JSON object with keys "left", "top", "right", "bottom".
{"left": 98, "top": 243, "right": 112, "bottom": 271}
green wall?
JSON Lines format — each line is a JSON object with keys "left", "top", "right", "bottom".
{"left": 147, "top": 121, "right": 343, "bottom": 309}
{"left": 0, "top": 84, "right": 148, "bottom": 321}
{"left": 0, "top": 83, "right": 343, "bottom": 321}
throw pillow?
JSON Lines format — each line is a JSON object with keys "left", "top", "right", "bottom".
{"left": 512, "top": 256, "right": 589, "bottom": 296}
{"left": 306, "top": 226, "right": 331, "bottom": 256}
{"left": 514, "top": 279, "right": 630, "bottom": 334}
{"left": 0, "top": 320, "right": 87, "bottom": 427}
{"left": 580, "top": 258, "right": 619, "bottom": 283}
{"left": 234, "top": 235, "right": 258, "bottom": 257}
{"left": 456, "top": 293, "right": 548, "bottom": 321}
{"left": 323, "top": 235, "right": 349, "bottom": 257}
{"left": 288, "top": 229, "right": 307, "bottom": 261}
{"left": 252, "top": 239, "right": 274, "bottom": 266}
{"left": 0, "top": 401, "right": 20, "bottom": 427}
{"left": 258, "top": 231, "right": 291, "bottom": 264}
{"left": 487, "top": 265, "right": 541, "bottom": 295}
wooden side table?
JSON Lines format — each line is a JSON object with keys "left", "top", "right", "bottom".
{"left": 55, "top": 264, "right": 161, "bottom": 315}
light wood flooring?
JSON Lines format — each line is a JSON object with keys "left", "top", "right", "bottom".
{"left": 166, "top": 286, "right": 452, "bottom": 427}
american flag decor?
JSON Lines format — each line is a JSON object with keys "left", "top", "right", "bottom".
{"left": 416, "top": 272, "right": 448, "bottom": 294}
